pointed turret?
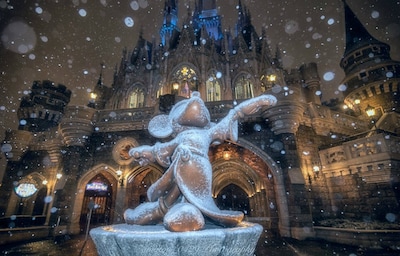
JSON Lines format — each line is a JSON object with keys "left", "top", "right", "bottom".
{"left": 234, "top": 0, "right": 258, "bottom": 49}
{"left": 160, "top": 0, "right": 180, "bottom": 47}
{"left": 340, "top": 0, "right": 391, "bottom": 75}
{"left": 88, "top": 63, "right": 111, "bottom": 109}
{"left": 193, "top": 0, "right": 223, "bottom": 41}
{"left": 340, "top": 0, "right": 400, "bottom": 118}
{"left": 342, "top": 0, "right": 385, "bottom": 58}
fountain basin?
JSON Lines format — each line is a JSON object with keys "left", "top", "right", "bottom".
{"left": 90, "top": 222, "right": 263, "bottom": 256}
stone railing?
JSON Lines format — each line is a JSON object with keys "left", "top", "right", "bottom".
{"left": 318, "top": 131, "right": 400, "bottom": 182}
{"left": 306, "top": 104, "right": 369, "bottom": 136}
{"left": 92, "top": 107, "right": 154, "bottom": 132}
{"left": 92, "top": 100, "right": 265, "bottom": 133}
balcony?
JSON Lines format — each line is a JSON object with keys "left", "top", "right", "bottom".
{"left": 91, "top": 100, "right": 264, "bottom": 133}
{"left": 318, "top": 130, "right": 400, "bottom": 183}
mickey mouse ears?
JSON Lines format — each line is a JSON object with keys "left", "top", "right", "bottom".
{"left": 148, "top": 114, "right": 173, "bottom": 138}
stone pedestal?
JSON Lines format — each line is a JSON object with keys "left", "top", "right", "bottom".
{"left": 90, "top": 222, "right": 262, "bottom": 256}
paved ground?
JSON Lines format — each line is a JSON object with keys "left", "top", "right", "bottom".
{"left": 1, "top": 234, "right": 399, "bottom": 256}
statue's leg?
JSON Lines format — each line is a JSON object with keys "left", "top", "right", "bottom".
{"left": 124, "top": 182, "right": 181, "bottom": 225}
{"left": 124, "top": 201, "right": 164, "bottom": 225}
{"left": 163, "top": 203, "right": 205, "bottom": 232}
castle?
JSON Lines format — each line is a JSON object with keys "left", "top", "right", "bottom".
{"left": 1, "top": 0, "right": 399, "bottom": 246}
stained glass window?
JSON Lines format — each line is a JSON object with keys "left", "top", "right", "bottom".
{"left": 14, "top": 183, "right": 38, "bottom": 198}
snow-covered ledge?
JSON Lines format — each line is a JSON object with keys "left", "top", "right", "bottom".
{"left": 90, "top": 222, "right": 262, "bottom": 256}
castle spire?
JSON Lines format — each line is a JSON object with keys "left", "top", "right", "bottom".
{"left": 342, "top": 0, "right": 385, "bottom": 57}
{"left": 194, "top": 0, "right": 223, "bottom": 41}
{"left": 97, "top": 62, "right": 105, "bottom": 86}
{"left": 160, "top": 0, "right": 180, "bottom": 47}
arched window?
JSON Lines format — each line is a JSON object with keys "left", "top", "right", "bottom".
{"left": 234, "top": 74, "right": 254, "bottom": 99}
{"left": 129, "top": 88, "right": 144, "bottom": 108}
{"left": 206, "top": 71, "right": 222, "bottom": 101}
{"left": 170, "top": 65, "right": 198, "bottom": 98}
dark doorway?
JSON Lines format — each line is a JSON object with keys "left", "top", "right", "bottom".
{"left": 216, "top": 184, "right": 251, "bottom": 216}
{"left": 80, "top": 174, "right": 112, "bottom": 231}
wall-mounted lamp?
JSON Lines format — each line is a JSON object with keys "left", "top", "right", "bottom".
{"left": 267, "top": 74, "right": 277, "bottom": 82}
{"left": 223, "top": 148, "right": 231, "bottom": 160}
{"left": 365, "top": 104, "right": 376, "bottom": 118}
{"left": 56, "top": 173, "right": 63, "bottom": 179}
{"left": 172, "top": 82, "right": 179, "bottom": 91}
{"left": 312, "top": 164, "right": 320, "bottom": 179}
{"left": 42, "top": 180, "right": 48, "bottom": 185}
{"left": 116, "top": 169, "right": 124, "bottom": 186}
{"left": 365, "top": 104, "right": 378, "bottom": 130}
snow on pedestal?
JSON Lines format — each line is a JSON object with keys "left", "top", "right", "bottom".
{"left": 90, "top": 222, "right": 263, "bottom": 256}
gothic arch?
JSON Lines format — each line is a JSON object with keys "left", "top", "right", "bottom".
{"left": 167, "top": 63, "right": 200, "bottom": 97}
{"left": 125, "top": 164, "right": 164, "bottom": 208}
{"left": 212, "top": 160, "right": 261, "bottom": 197}
{"left": 206, "top": 69, "right": 222, "bottom": 101}
{"left": 126, "top": 84, "right": 145, "bottom": 108}
{"left": 6, "top": 172, "right": 48, "bottom": 217}
{"left": 70, "top": 164, "right": 118, "bottom": 233}
{"left": 232, "top": 72, "right": 255, "bottom": 99}
{"left": 236, "top": 138, "right": 291, "bottom": 237}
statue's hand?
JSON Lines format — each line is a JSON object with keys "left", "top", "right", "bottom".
{"left": 235, "top": 94, "right": 277, "bottom": 116}
{"left": 129, "top": 145, "right": 155, "bottom": 166}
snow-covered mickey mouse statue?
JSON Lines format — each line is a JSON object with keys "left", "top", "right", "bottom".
{"left": 124, "top": 91, "right": 277, "bottom": 232}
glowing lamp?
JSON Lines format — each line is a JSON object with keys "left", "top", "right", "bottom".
{"left": 365, "top": 105, "right": 376, "bottom": 117}
{"left": 223, "top": 148, "right": 231, "bottom": 160}
{"left": 267, "top": 74, "right": 277, "bottom": 82}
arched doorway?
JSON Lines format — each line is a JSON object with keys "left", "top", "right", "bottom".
{"left": 125, "top": 165, "right": 163, "bottom": 209}
{"left": 216, "top": 184, "right": 250, "bottom": 215}
{"left": 79, "top": 174, "right": 113, "bottom": 231}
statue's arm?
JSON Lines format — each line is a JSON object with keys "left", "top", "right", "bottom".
{"left": 129, "top": 140, "right": 178, "bottom": 167}
{"left": 231, "top": 94, "right": 277, "bottom": 121}
{"left": 210, "top": 94, "right": 277, "bottom": 142}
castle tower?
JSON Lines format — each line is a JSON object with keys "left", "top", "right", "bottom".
{"left": 193, "top": 0, "right": 223, "bottom": 41}
{"left": 340, "top": 1, "right": 400, "bottom": 119}
{"left": 17, "top": 80, "right": 71, "bottom": 132}
{"left": 160, "top": 0, "right": 180, "bottom": 48}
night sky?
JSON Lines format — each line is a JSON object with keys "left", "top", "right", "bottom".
{"left": 0, "top": 0, "right": 399, "bottom": 136}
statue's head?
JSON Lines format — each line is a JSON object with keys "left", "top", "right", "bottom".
{"left": 148, "top": 92, "right": 213, "bottom": 138}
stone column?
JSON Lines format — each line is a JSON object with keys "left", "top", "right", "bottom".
{"left": 56, "top": 105, "right": 96, "bottom": 234}
{"left": 54, "top": 146, "right": 86, "bottom": 234}
{"left": 278, "top": 133, "right": 315, "bottom": 240}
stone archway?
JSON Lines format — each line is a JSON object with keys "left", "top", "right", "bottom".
{"left": 210, "top": 139, "right": 291, "bottom": 237}
{"left": 212, "top": 159, "right": 274, "bottom": 223}
{"left": 79, "top": 174, "right": 113, "bottom": 230}
{"left": 124, "top": 164, "right": 164, "bottom": 209}
{"left": 5, "top": 172, "right": 48, "bottom": 228}
{"left": 70, "top": 164, "right": 118, "bottom": 234}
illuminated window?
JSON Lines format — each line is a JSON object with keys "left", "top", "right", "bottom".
{"left": 14, "top": 183, "right": 38, "bottom": 198}
{"left": 260, "top": 70, "right": 279, "bottom": 92}
{"left": 171, "top": 65, "right": 198, "bottom": 98}
{"left": 206, "top": 72, "right": 221, "bottom": 101}
{"left": 129, "top": 88, "right": 144, "bottom": 108}
{"left": 234, "top": 75, "right": 254, "bottom": 99}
